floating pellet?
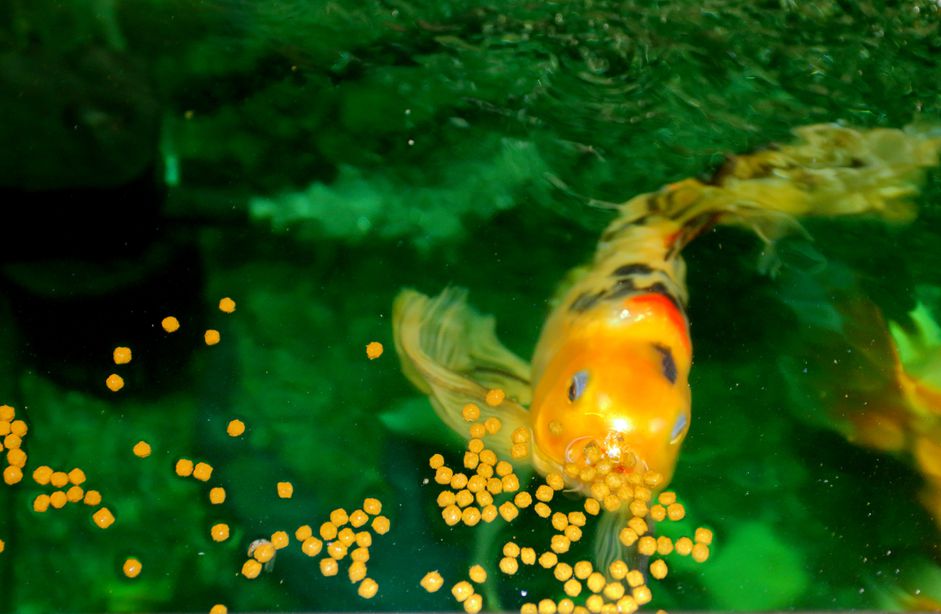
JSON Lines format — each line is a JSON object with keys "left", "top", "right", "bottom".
{"left": 204, "top": 329, "right": 221, "bottom": 346}
{"left": 271, "top": 531, "right": 289, "bottom": 549}
{"left": 320, "top": 522, "right": 338, "bottom": 540}
{"left": 585, "top": 595, "right": 603, "bottom": 613}
{"left": 627, "top": 517, "right": 648, "bottom": 536}
{"left": 0, "top": 405, "right": 13, "bottom": 421}
{"left": 337, "top": 530, "right": 356, "bottom": 548}
{"left": 618, "top": 528, "right": 637, "bottom": 547}
{"left": 503, "top": 541, "right": 520, "bottom": 557}
{"left": 32, "top": 465, "right": 52, "bottom": 485}
{"left": 554, "top": 562, "right": 573, "bottom": 581}
{"left": 551, "top": 534, "right": 571, "bottom": 554}
{"left": 564, "top": 525, "right": 583, "bottom": 542}
{"left": 242, "top": 559, "right": 262, "bottom": 579}
{"left": 351, "top": 546, "right": 370, "bottom": 563}
{"left": 420, "top": 571, "right": 444, "bottom": 592}
{"left": 3, "top": 466, "right": 22, "bottom": 485}
{"left": 534, "top": 502, "right": 551, "bottom": 518}
{"left": 452, "top": 580, "right": 474, "bottom": 602}
{"left": 564, "top": 578, "right": 582, "bottom": 597}
{"left": 521, "top": 603, "right": 537, "bottom": 614}
{"left": 514, "top": 491, "right": 532, "bottom": 508}
{"left": 589, "top": 483, "right": 609, "bottom": 501}
{"left": 497, "top": 501, "right": 518, "bottom": 522}
{"left": 501, "top": 474, "right": 520, "bottom": 492}
{"left": 461, "top": 403, "right": 481, "bottom": 422}
{"left": 330, "top": 508, "right": 349, "bottom": 526}
{"left": 483, "top": 417, "right": 502, "bottom": 435}
{"left": 695, "top": 527, "right": 714, "bottom": 545}
{"left": 558, "top": 599, "right": 575, "bottom": 614}
{"left": 210, "top": 604, "right": 227, "bottom": 614}
{"left": 552, "top": 512, "right": 569, "bottom": 531}
{"left": 50, "top": 491, "right": 67, "bottom": 509}
{"left": 210, "top": 487, "right": 226, "bottom": 505}
{"left": 468, "top": 564, "right": 487, "bottom": 583}
{"left": 356, "top": 532, "right": 372, "bottom": 548}
{"left": 463, "top": 452, "right": 479, "bottom": 470}
{"left": 535, "top": 485, "right": 554, "bottom": 502}
{"left": 84, "top": 490, "right": 102, "bottom": 506}
{"left": 634, "top": 487, "right": 652, "bottom": 503}
{"left": 277, "top": 482, "right": 294, "bottom": 498}
{"left": 538, "top": 551, "right": 558, "bottom": 568}
{"left": 486, "top": 477, "right": 503, "bottom": 495}
{"left": 667, "top": 502, "right": 685, "bottom": 521}
{"left": 442, "top": 505, "right": 461, "bottom": 526}
{"left": 301, "top": 537, "right": 323, "bottom": 557}
{"left": 219, "top": 297, "right": 236, "bottom": 313}
{"left": 586, "top": 572, "right": 606, "bottom": 593}
{"left": 475, "top": 490, "right": 493, "bottom": 507}
{"left": 349, "top": 561, "right": 367, "bottom": 583}
{"left": 162, "top": 316, "right": 180, "bottom": 333}
{"left": 629, "top": 500, "right": 648, "bottom": 518}
{"left": 691, "top": 542, "right": 710, "bottom": 563}
{"left": 438, "top": 491, "right": 456, "bottom": 508}
{"left": 175, "top": 459, "right": 194, "bottom": 477}
{"left": 47, "top": 471, "right": 67, "bottom": 488}
{"left": 227, "top": 419, "right": 245, "bottom": 437}
{"left": 538, "top": 598, "right": 557, "bottom": 614}
{"left": 520, "top": 547, "right": 536, "bottom": 565}
{"left": 113, "top": 347, "right": 132, "bottom": 365}
{"left": 7, "top": 448, "right": 26, "bottom": 468}
{"left": 658, "top": 491, "right": 676, "bottom": 506}
{"left": 123, "top": 558, "right": 142, "bottom": 578}
{"left": 469, "top": 424, "right": 487, "bottom": 438}
{"left": 584, "top": 498, "right": 600, "bottom": 516}
{"left": 603, "top": 582, "right": 625, "bottom": 600}
{"left": 481, "top": 505, "right": 498, "bottom": 522}
{"left": 574, "top": 561, "right": 593, "bottom": 579}
{"left": 455, "top": 489, "right": 474, "bottom": 508}
{"left": 675, "top": 536, "right": 693, "bottom": 556}
{"left": 464, "top": 593, "right": 483, "bottom": 613}
{"left": 10, "top": 420, "right": 26, "bottom": 437}
{"left": 476, "top": 463, "right": 494, "bottom": 479}
{"left": 67, "top": 486, "right": 84, "bottom": 503}
{"left": 546, "top": 472, "right": 565, "bottom": 491}
{"left": 3, "top": 434, "right": 19, "bottom": 450}
{"left": 327, "top": 541, "right": 347, "bottom": 560}
{"left": 429, "top": 454, "right": 445, "bottom": 469}
{"left": 501, "top": 555, "right": 522, "bottom": 575}
{"left": 649, "top": 504, "right": 666, "bottom": 522}
{"left": 643, "top": 471, "right": 663, "bottom": 487}
{"left": 608, "top": 560, "right": 628, "bottom": 580}
{"left": 657, "top": 536, "right": 674, "bottom": 555}
{"left": 485, "top": 389, "right": 505, "bottom": 406}
{"left": 193, "top": 462, "right": 213, "bottom": 482}
{"left": 495, "top": 460, "right": 513, "bottom": 477}
{"left": 462, "top": 506, "right": 481, "bottom": 526}
{"left": 451, "top": 473, "right": 469, "bottom": 490}
{"left": 350, "top": 509, "right": 368, "bottom": 528}
{"left": 365, "top": 342, "right": 383, "bottom": 360}
{"left": 320, "top": 558, "right": 338, "bottom": 576}
{"left": 632, "top": 586, "right": 652, "bottom": 605}
{"left": 511, "top": 443, "right": 529, "bottom": 459}
{"left": 650, "top": 559, "right": 668, "bottom": 579}
{"left": 363, "top": 498, "right": 382, "bottom": 515}
{"left": 133, "top": 441, "right": 151, "bottom": 458}
{"left": 33, "top": 494, "right": 50, "bottom": 512}
{"left": 625, "top": 570, "right": 645, "bottom": 588}
{"left": 105, "top": 374, "right": 124, "bottom": 392}
{"left": 435, "top": 466, "right": 454, "bottom": 485}
{"left": 637, "top": 536, "right": 656, "bottom": 556}
{"left": 93, "top": 507, "right": 115, "bottom": 529}
{"left": 479, "top": 449, "right": 497, "bottom": 466}
{"left": 211, "top": 523, "right": 230, "bottom": 542}
{"left": 253, "top": 543, "right": 276, "bottom": 563}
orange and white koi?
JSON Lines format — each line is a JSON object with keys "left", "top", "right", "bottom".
{"left": 393, "top": 125, "right": 940, "bottom": 495}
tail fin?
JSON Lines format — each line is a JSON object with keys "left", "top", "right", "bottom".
{"left": 392, "top": 288, "right": 532, "bottom": 459}
{"left": 613, "top": 124, "right": 941, "bottom": 254}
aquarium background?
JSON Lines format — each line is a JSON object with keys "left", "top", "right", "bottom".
{"left": 1, "top": 0, "right": 941, "bottom": 612}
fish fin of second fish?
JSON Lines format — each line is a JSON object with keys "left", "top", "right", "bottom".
{"left": 393, "top": 287, "right": 532, "bottom": 460}
{"left": 594, "top": 507, "right": 638, "bottom": 575}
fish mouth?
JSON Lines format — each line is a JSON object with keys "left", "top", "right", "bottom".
{"left": 562, "top": 431, "right": 653, "bottom": 496}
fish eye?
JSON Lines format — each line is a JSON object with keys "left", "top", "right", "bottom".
{"left": 670, "top": 413, "right": 688, "bottom": 444}
{"left": 567, "top": 370, "right": 589, "bottom": 403}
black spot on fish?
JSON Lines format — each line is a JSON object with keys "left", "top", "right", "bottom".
{"left": 606, "top": 278, "right": 637, "bottom": 300}
{"left": 653, "top": 344, "right": 677, "bottom": 384}
{"left": 611, "top": 263, "right": 653, "bottom": 277}
{"left": 570, "top": 289, "right": 606, "bottom": 313}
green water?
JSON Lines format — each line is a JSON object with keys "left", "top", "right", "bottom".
{"left": 1, "top": 1, "right": 941, "bottom": 612}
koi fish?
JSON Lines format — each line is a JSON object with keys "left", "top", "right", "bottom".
{"left": 393, "top": 124, "right": 940, "bottom": 554}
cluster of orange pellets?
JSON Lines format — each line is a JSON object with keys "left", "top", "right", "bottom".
{"left": 2, "top": 403, "right": 29, "bottom": 486}
{"left": 420, "top": 388, "right": 714, "bottom": 613}
{"left": 238, "top": 497, "right": 389, "bottom": 600}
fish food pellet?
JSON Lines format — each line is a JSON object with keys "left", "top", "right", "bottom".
{"left": 455, "top": 488, "right": 473, "bottom": 507}
{"left": 50, "top": 491, "right": 68, "bottom": 509}
{"left": 558, "top": 599, "right": 575, "bottom": 614}
{"left": 462, "top": 506, "right": 482, "bottom": 526}
{"left": 33, "top": 494, "right": 50, "bottom": 512}
{"left": 551, "top": 534, "right": 571, "bottom": 554}
{"left": 481, "top": 505, "right": 498, "bottom": 522}
{"left": 552, "top": 512, "right": 569, "bottom": 531}
{"left": 349, "top": 560, "right": 368, "bottom": 583}
{"left": 106, "top": 374, "right": 125, "bottom": 392}
{"left": 320, "top": 558, "right": 339, "bottom": 576}
{"left": 586, "top": 572, "right": 606, "bottom": 593}
{"left": 674, "top": 537, "right": 693, "bottom": 556}
{"left": 301, "top": 537, "right": 323, "bottom": 557}
{"left": 603, "top": 582, "right": 625, "bottom": 600}
{"left": 584, "top": 498, "right": 600, "bottom": 515}
{"left": 420, "top": 571, "right": 444, "bottom": 592}
{"left": 356, "top": 531, "right": 372, "bottom": 548}
{"left": 437, "top": 491, "right": 456, "bottom": 508}
{"left": 435, "top": 466, "right": 454, "bottom": 485}
{"left": 226, "top": 420, "right": 245, "bottom": 437}
{"left": 513, "top": 491, "right": 533, "bottom": 508}
{"left": 521, "top": 604, "right": 537, "bottom": 614}
{"left": 337, "top": 528, "right": 356, "bottom": 547}
{"left": 546, "top": 472, "right": 565, "bottom": 490}
{"left": 554, "top": 562, "right": 573, "bottom": 581}
{"left": 511, "top": 443, "right": 529, "bottom": 459}
{"left": 469, "top": 564, "right": 487, "bottom": 583}
{"left": 627, "top": 517, "right": 648, "bottom": 536}
{"left": 204, "top": 330, "right": 221, "bottom": 346}
{"left": 503, "top": 541, "right": 520, "bottom": 557}
{"left": 650, "top": 559, "right": 668, "bottom": 579}
{"left": 67, "top": 486, "right": 84, "bottom": 503}
{"left": 692, "top": 542, "right": 710, "bottom": 563}
{"left": 658, "top": 491, "right": 676, "bottom": 505}
{"left": 429, "top": 454, "right": 445, "bottom": 469}
{"left": 363, "top": 497, "right": 382, "bottom": 515}
{"left": 474, "top": 490, "right": 493, "bottom": 507}
{"left": 535, "top": 485, "right": 554, "bottom": 502}
{"left": 113, "top": 347, "right": 132, "bottom": 365}
{"left": 520, "top": 547, "right": 536, "bottom": 565}
{"left": 209, "top": 487, "right": 226, "bottom": 504}
{"left": 32, "top": 465, "right": 53, "bottom": 485}
{"left": 667, "top": 502, "right": 686, "bottom": 521}
{"left": 637, "top": 536, "right": 656, "bottom": 556}
{"left": 242, "top": 559, "right": 262, "bottom": 579}
{"left": 351, "top": 546, "right": 370, "bottom": 562}
{"left": 7, "top": 448, "right": 26, "bottom": 468}
{"left": 608, "top": 560, "right": 628, "bottom": 579}
{"left": 469, "top": 423, "right": 486, "bottom": 438}
{"left": 625, "top": 570, "right": 644, "bottom": 588}
{"left": 695, "top": 527, "right": 714, "bottom": 545}
{"left": 633, "top": 586, "right": 652, "bottom": 605}
{"left": 499, "top": 556, "right": 519, "bottom": 574}
{"left": 585, "top": 595, "right": 604, "bottom": 613}
{"left": 498, "top": 501, "right": 519, "bottom": 522}
{"left": 3, "top": 466, "right": 22, "bottom": 485}
{"left": 565, "top": 525, "right": 583, "bottom": 542}
{"left": 162, "top": 316, "right": 180, "bottom": 332}
{"left": 350, "top": 509, "right": 368, "bottom": 527}
{"left": 271, "top": 531, "right": 289, "bottom": 549}
{"left": 462, "top": 403, "right": 481, "bottom": 422}
{"left": 574, "top": 561, "right": 593, "bottom": 579}
{"left": 442, "top": 505, "right": 462, "bottom": 526}
{"left": 277, "top": 482, "right": 294, "bottom": 498}
{"left": 84, "top": 490, "right": 102, "bottom": 506}
{"left": 484, "top": 388, "right": 505, "bottom": 406}
{"left": 210, "top": 605, "right": 227, "bottom": 614}
{"left": 649, "top": 504, "right": 666, "bottom": 522}
{"left": 3, "top": 434, "right": 21, "bottom": 450}
{"left": 483, "top": 417, "right": 502, "bottom": 434}
{"left": 93, "top": 508, "right": 115, "bottom": 529}
{"left": 371, "top": 515, "right": 390, "bottom": 534}
{"left": 123, "top": 558, "right": 142, "bottom": 578}
{"left": 219, "top": 297, "right": 236, "bottom": 313}
{"left": 534, "top": 502, "right": 551, "bottom": 518}
{"left": 564, "top": 579, "right": 582, "bottom": 597}
{"left": 538, "top": 598, "right": 557, "bottom": 614}
{"left": 133, "top": 441, "right": 152, "bottom": 458}
{"left": 464, "top": 593, "right": 483, "bottom": 613}
{"left": 0, "top": 405, "right": 13, "bottom": 420}
{"left": 657, "top": 536, "right": 674, "bottom": 555}
{"left": 463, "top": 452, "right": 479, "bottom": 470}
{"left": 175, "top": 459, "right": 194, "bottom": 477}
{"left": 211, "top": 524, "right": 230, "bottom": 542}
{"left": 366, "top": 342, "right": 384, "bottom": 360}
{"left": 538, "top": 551, "right": 558, "bottom": 568}
{"left": 451, "top": 580, "right": 474, "bottom": 602}
{"left": 253, "top": 543, "right": 276, "bottom": 563}
{"left": 330, "top": 508, "right": 349, "bottom": 526}
{"left": 193, "top": 462, "right": 213, "bottom": 482}
{"left": 327, "top": 541, "right": 347, "bottom": 560}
